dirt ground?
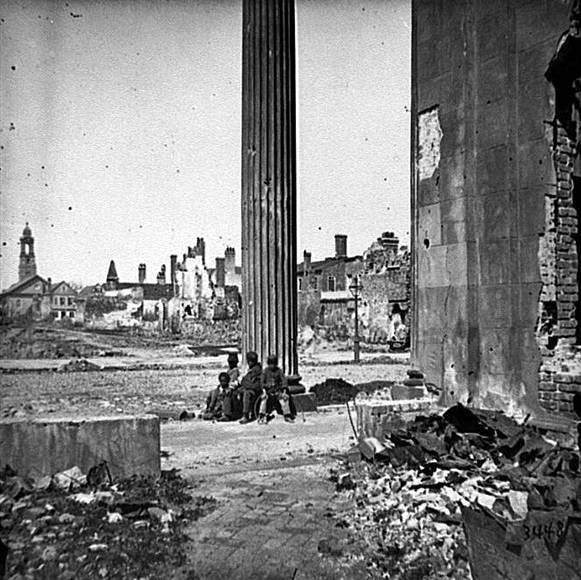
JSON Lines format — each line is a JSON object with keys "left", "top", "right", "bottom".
{"left": 0, "top": 354, "right": 408, "bottom": 419}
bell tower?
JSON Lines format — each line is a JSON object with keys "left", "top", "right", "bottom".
{"left": 19, "top": 223, "right": 37, "bottom": 281}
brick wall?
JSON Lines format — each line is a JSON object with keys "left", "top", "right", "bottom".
{"left": 538, "top": 124, "right": 581, "bottom": 417}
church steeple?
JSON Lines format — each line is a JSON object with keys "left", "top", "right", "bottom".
{"left": 19, "top": 222, "right": 37, "bottom": 281}
{"left": 106, "top": 260, "right": 119, "bottom": 290}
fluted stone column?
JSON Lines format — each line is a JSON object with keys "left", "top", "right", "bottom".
{"left": 241, "top": 0, "right": 298, "bottom": 375}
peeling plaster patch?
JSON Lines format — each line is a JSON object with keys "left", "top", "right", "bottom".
{"left": 418, "top": 107, "right": 443, "bottom": 181}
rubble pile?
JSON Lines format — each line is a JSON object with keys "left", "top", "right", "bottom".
{"left": 0, "top": 464, "right": 215, "bottom": 579}
{"left": 57, "top": 359, "right": 102, "bottom": 373}
{"left": 332, "top": 404, "right": 580, "bottom": 579}
{"left": 180, "top": 319, "right": 241, "bottom": 347}
{"left": 310, "top": 378, "right": 395, "bottom": 406}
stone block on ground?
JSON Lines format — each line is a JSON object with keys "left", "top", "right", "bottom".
{"left": 293, "top": 393, "right": 317, "bottom": 413}
{"left": 287, "top": 376, "right": 306, "bottom": 395}
{"left": 0, "top": 415, "right": 160, "bottom": 480}
{"left": 403, "top": 378, "right": 425, "bottom": 387}
{"left": 147, "top": 408, "right": 191, "bottom": 421}
{"left": 392, "top": 384, "right": 429, "bottom": 400}
{"left": 355, "top": 398, "right": 437, "bottom": 439}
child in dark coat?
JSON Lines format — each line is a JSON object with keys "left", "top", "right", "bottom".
{"left": 260, "top": 355, "right": 295, "bottom": 423}
{"left": 203, "top": 372, "right": 231, "bottom": 420}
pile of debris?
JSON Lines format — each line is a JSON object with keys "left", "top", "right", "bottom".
{"left": 332, "top": 404, "right": 580, "bottom": 579}
{"left": 310, "top": 378, "right": 395, "bottom": 406}
{"left": 0, "top": 464, "right": 215, "bottom": 579}
{"left": 57, "top": 358, "right": 102, "bottom": 373}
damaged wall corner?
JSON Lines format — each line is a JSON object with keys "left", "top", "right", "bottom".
{"left": 412, "top": 0, "right": 576, "bottom": 419}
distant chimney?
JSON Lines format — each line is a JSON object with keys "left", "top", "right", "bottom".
{"left": 138, "top": 263, "right": 146, "bottom": 284}
{"left": 335, "top": 234, "right": 347, "bottom": 258}
{"left": 303, "top": 251, "right": 312, "bottom": 271}
{"left": 170, "top": 255, "right": 177, "bottom": 295}
{"left": 215, "top": 257, "right": 225, "bottom": 287}
{"left": 380, "top": 231, "right": 399, "bottom": 254}
{"left": 225, "top": 247, "right": 236, "bottom": 275}
{"left": 157, "top": 264, "right": 166, "bottom": 285}
{"left": 194, "top": 237, "right": 206, "bottom": 265}
{"left": 47, "top": 277, "right": 52, "bottom": 293}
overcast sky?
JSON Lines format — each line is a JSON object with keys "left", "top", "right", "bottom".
{"left": 0, "top": 0, "right": 411, "bottom": 289}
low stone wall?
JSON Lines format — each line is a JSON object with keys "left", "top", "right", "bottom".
{"left": 355, "top": 395, "right": 438, "bottom": 439}
{"left": 0, "top": 415, "right": 160, "bottom": 479}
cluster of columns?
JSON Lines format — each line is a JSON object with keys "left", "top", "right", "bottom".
{"left": 241, "top": 0, "right": 298, "bottom": 375}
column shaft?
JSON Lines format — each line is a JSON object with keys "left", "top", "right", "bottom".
{"left": 241, "top": 0, "right": 297, "bottom": 375}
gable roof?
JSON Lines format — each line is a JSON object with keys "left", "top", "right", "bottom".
{"left": 297, "top": 255, "right": 364, "bottom": 275}
{"left": 50, "top": 281, "right": 77, "bottom": 295}
{"left": 78, "top": 285, "right": 97, "bottom": 299}
{"left": 1, "top": 275, "right": 47, "bottom": 297}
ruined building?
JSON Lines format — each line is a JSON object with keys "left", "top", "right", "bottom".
{"left": 83, "top": 238, "right": 242, "bottom": 330}
{"left": 0, "top": 224, "right": 80, "bottom": 323}
{"left": 297, "top": 232, "right": 410, "bottom": 342}
{"left": 81, "top": 260, "right": 174, "bottom": 330}
{"left": 176, "top": 245, "right": 214, "bottom": 319}
{"left": 412, "top": 0, "right": 581, "bottom": 418}
{"left": 204, "top": 246, "right": 242, "bottom": 320}
{"left": 361, "top": 232, "right": 411, "bottom": 343}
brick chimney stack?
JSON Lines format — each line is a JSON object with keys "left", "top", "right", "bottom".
{"left": 303, "top": 250, "right": 312, "bottom": 271}
{"left": 335, "top": 234, "right": 347, "bottom": 258}
{"left": 170, "top": 255, "right": 177, "bottom": 295}
{"left": 225, "top": 247, "right": 236, "bottom": 275}
{"left": 215, "top": 257, "right": 225, "bottom": 287}
{"left": 138, "top": 264, "right": 146, "bottom": 284}
{"left": 157, "top": 265, "right": 166, "bottom": 285}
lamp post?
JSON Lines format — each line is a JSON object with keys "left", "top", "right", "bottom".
{"left": 349, "top": 277, "right": 362, "bottom": 363}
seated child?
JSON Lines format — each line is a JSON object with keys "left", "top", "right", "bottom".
{"left": 202, "top": 372, "right": 231, "bottom": 420}
{"left": 261, "top": 355, "right": 295, "bottom": 423}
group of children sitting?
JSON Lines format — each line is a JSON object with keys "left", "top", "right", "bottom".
{"left": 202, "top": 351, "right": 296, "bottom": 424}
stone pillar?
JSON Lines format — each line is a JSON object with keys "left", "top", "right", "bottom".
{"left": 241, "top": 0, "right": 298, "bottom": 375}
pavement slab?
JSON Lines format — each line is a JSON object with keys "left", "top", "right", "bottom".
{"left": 161, "top": 409, "right": 372, "bottom": 579}
{"left": 185, "top": 461, "right": 368, "bottom": 580}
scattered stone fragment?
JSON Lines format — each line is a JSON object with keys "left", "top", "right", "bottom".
{"left": 53, "top": 466, "right": 86, "bottom": 490}
{"left": 41, "top": 546, "right": 58, "bottom": 561}
{"left": 317, "top": 537, "right": 343, "bottom": 557}
{"left": 107, "top": 512, "right": 123, "bottom": 523}
{"left": 88, "top": 543, "right": 108, "bottom": 552}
